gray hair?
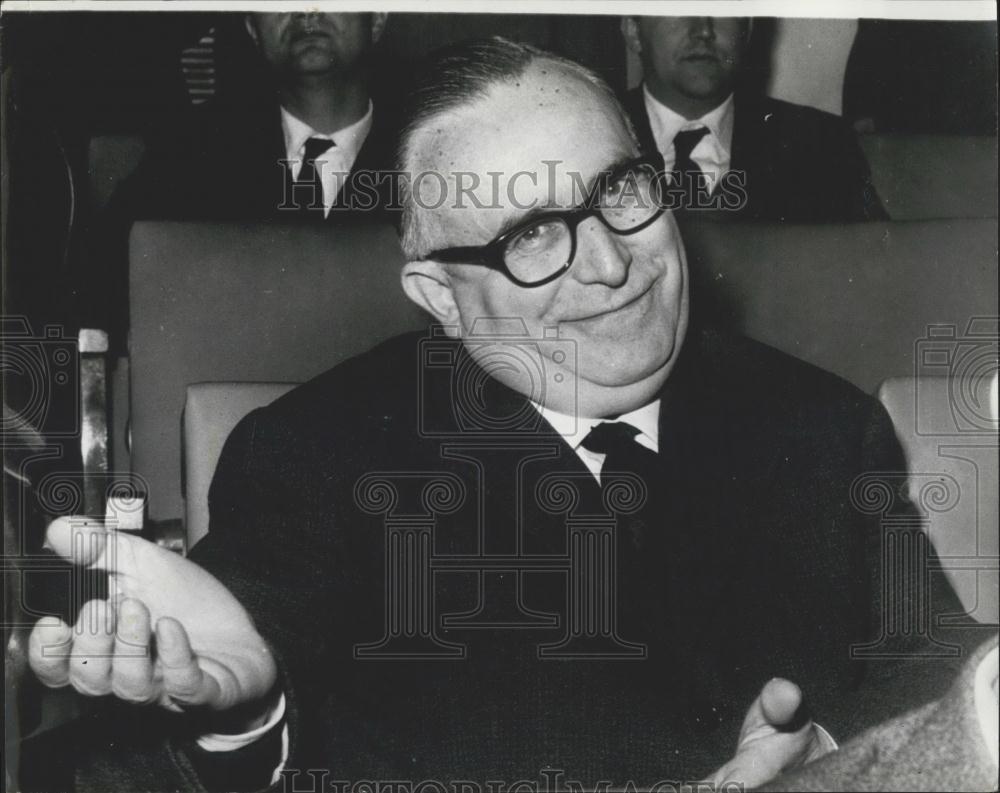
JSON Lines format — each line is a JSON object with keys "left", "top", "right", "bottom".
{"left": 397, "top": 36, "right": 635, "bottom": 260}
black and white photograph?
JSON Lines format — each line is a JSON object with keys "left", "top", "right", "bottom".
{"left": 2, "top": 1, "right": 998, "bottom": 790}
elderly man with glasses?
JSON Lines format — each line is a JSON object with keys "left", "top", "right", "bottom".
{"left": 28, "top": 38, "right": 970, "bottom": 793}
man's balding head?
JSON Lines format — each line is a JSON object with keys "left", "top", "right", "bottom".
{"left": 398, "top": 38, "right": 688, "bottom": 419}
{"left": 397, "top": 37, "right": 634, "bottom": 261}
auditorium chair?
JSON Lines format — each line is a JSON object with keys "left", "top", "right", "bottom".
{"left": 183, "top": 381, "right": 296, "bottom": 547}
{"left": 179, "top": 368, "right": 998, "bottom": 624}
{"left": 679, "top": 217, "right": 998, "bottom": 394}
{"left": 128, "top": 217, "right": 996, "bottom": 555}
{"left": 877, "top": 369, "right": 998, "bottom": 624}
{"left": 126, "top": 220, "right": 429, "bottom": 547}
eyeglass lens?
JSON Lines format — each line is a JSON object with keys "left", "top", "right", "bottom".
{"left": 502, "top": 161, "right": 663, "bottom": 284}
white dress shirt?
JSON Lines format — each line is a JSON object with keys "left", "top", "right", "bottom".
{"left": 643, "top": 86, "right": 735, "bottom": 194}
{"left": 532, "top": 399, "right": 661, "bottom": 482}
{"left": 281, "top": 101, "right": 373, "bottom": 217}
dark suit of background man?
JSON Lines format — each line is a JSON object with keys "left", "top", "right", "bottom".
{"left": 87, "top": 11, "right": 400, "bottom": 352}
{"left": 107, "top": 11, "right": 396, "bottom": 221}
{"left": 31, "top": 38, "right": 975, "bottom": 792}
{"left": 621, "top": 16, "right": 887, "bottom": 222}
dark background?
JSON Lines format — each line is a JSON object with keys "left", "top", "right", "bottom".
{"left": 2, "top": 13, "right": 995, "bottom": 135}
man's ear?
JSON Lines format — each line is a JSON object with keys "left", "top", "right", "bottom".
{"left": 371, "top": 13, "right": 388, "bottom": 44}
{"left": 244, "top": 15, "right": 260, "bottom": 47}
{"left": 401, "top": 260, "right": 460, "bottom": 326}
{"left": 621, "top": 17, "right": 642, "bottom": 54}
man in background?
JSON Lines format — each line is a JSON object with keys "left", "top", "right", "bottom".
{"left": 112, "top": 11, "right": 396, "bottom": 220}
{"left": 88, "top": 11, "right": 399, "bottom": 353}
{"left": 621, "top": 16, "right": 886, "bottom": 221}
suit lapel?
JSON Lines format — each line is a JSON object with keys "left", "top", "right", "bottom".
{"left": 728, "top": 91, "right": 764, "bottom": 174}
{"left": 729, "top": 93, "right": 781, "bottom": 219}
{"left": 243, "top": 101, "right": 292, "bottom": 219}
{"left": 330, "top": 95, "right": 400, "bottom": 221}
{"left": 624, "top": 86, "right": 658, "bottom": 154}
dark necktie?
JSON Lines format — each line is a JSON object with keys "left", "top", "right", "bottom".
{"left": 292, "top": 137, "right": 335, "bottom": 213}
{"left": 580, "top": 421, "right": 663, "bottom": 551}
{"left": 581, "top": 421, "right": 665, "bottom": 638}
{"left": 671, "top": 127, "right": 711, "bottom": 205}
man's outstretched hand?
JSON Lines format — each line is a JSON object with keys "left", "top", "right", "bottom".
{"left": 705, "top": 678, "right": 832, "bottom": 789}
{"left": 28, "top": 517, "right": 277, "bottom": 731}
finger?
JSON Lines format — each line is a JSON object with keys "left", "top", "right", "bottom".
{"left": 46, "top": 517, "right": 170, "bottom": 603}
{"left": 110, "top": 598, "right": 155, "bottom": 704}
{"left": 28, "top": 616, "right": 74, "bottom": 688}
{"left": 759, "top": 677, "right": 803, "bottom": 728}
{"left": 69, "top": 599, "right": 115, "bottom": 696}
{"left": 714, "top": 728, "right": 818, "bottom": 788}
{"left": 45, "top": 516, "right": 109, "bottom": 567}
{"left": 156, "top": 617, "right": 220, "bottom": 709}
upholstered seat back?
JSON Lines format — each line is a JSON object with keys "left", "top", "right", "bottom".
{"left": 680, "top": 218, "right": 998, "bottom": 394}
{"left": 859, "top": 134, "right": 998, "bottom": 220}
{"left": 183, "top": 382, "right": 297, "bottom": 548}
{"left": 129, "top": 220, "right": 428, "bottom": 522}
{"left": 877, "top": 373, "right": 998, "bottom": 623}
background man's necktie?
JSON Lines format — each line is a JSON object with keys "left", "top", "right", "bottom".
{"left": 293, "top": 137, "right": 336, "bottom": 213}
{"left": 671, "top": 127, "right": 711, "bottom": 205}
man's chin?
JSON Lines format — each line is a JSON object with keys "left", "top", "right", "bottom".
{"left": 675, "top": 69, "right": 733, "bottom": 101}
{"left": 575, "top": 336, "right": 679, "bottom": 391}
{"left": 289, "top": 49, "right": 343, "bottom": 74}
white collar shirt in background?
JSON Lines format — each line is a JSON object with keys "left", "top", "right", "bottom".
{"left": 281, "top": 101, "right": 374, "bottom": 217}
{"left": 643, "top": 86, "right": 735, "bottom": 194}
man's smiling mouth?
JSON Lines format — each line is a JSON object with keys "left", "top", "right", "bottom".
{"left": 565, "top": 281, "right": 655, "bottom": 324}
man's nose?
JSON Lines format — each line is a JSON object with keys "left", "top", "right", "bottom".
{"left": 688, "top": 17, "right": 716, "bottom": 42}
{"left": 572, "top": 219, "right": 632, "bottom": 288}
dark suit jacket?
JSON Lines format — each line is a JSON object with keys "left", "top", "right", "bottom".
{"left": 73, "top": 327, "right": 979, "bottom": 791}
{"left": 84, "top": 91, "right": 401, "bottom": 354}
{"left": 108, "top": 90, "right": 401, "bottom": 222}
{"left": 623, "top": 87, "right": 887, "bottom": 222}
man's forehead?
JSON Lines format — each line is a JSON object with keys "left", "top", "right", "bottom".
{"left": 410, "top": 63, "right": 629, "bottom": 173}
{"left": 408, "top": 63, "right": 635, "bottom": 247}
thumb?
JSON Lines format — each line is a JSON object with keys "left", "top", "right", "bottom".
{"left": 44, "top": 516, "right": 154, "bottom": 597}
{"left": 738, "top": 678, "right": 804, "bottom": 745}
{"left": 759, "top": 678, "right": 804, "bottom": 729}
{"left": 44, "top": 516, "right": 110, "bottom": 567}
{"left": 707, "top": 680, "right": 814, "bottom": 789}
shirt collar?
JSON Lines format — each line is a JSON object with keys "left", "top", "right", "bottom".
{"left": 532, "top": 399, "right": 661, "bottom": 454}
{"left": 280, "top": 100, "right": 374, "bottom": 167}
{"left": 642, "top": 85, "right": 735, "bottom": 156}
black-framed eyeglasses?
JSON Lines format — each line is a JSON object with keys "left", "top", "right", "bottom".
{"left": 423, "top": 152, "right": 668, "bottom": 288}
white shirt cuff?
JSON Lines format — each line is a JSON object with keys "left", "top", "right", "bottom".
{"left": 196, "top": 693, "right": 286, "bottom": 753}
{"left": 810, "top": 722, "right": 839, "bottom": 761}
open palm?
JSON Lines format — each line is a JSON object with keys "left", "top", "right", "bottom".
{"left": 29, "top": 517, "right": 277, "bottom": 721}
